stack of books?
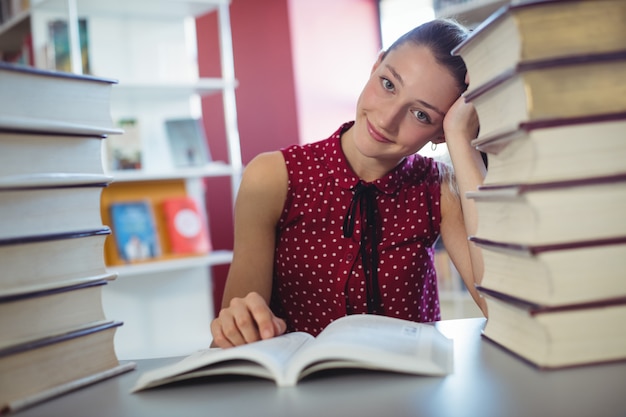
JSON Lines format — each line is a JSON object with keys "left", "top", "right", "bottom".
{"left": 0, "top": 62, "right": 135, "bottom": 413}
{"left": 452, "top": 0, "right": 626, "bottom": 368}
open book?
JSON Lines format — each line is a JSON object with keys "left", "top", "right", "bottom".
{"left": 132, "top": 314, "right": 453, "bottom": 390}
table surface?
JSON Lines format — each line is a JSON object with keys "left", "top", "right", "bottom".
{"left": 15, "top": 318, "right": 626, "bottom": 417}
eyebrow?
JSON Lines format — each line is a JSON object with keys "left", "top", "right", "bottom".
{"left": 386, "top": 64, "right": 446, "bottom": 117}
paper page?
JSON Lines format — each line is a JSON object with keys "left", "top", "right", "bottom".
{"left": 132, "top": 332, "right": 313, "bottom": 392}
{"left": 284, "top": 314, "right": 453, "bottom": 385}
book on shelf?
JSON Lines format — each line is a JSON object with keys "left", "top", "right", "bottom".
{"left": 109, "top": 200, "right": 161, "bottom": 263}
{"left": 452, "top": 0, "right": 626, "bottom": 95}
{"left": 467, "top": 174, "right": 626, "bottom": 246}
{"left": 105, "top": 118, "right": 142, "bottom": 171}
{"left": 463, "top": 51, "right": 626, "bottom": 140}
{"left": 162, "top": 196, "right": 211, "bottom": 255}
{"left": 470, "top": 236, "right": 626, "bottom": 307}
{"left": 0, "top": 61, "right": 121, "bottom": 135}
{"left": 132, "top": 314, "right": 453, "bottom": 391}
{"left": 0, "top": 128, "right": 107, "bottom": 179}
{"left": 164, "top": 117, "right": 212, "bottom": 168}
{"left": 0, "top": 279, "right": 113, "bottom": 349}
{"left": 478, "top": 287, "right": 626, "bottom": 369}
{"left": 0, "top": 321, "right": 135, "bottom": 415}
{"left": 0, "top": 228, "right": 115, "bottom": 297}
{"left": 0, "top": 178, "right": 110, "bottom": 241}
{"left": 471, "top": 113, "right": 626, "bottom": 185}
{"left": 47, "top": 17, "right": 91, "bottom": 75}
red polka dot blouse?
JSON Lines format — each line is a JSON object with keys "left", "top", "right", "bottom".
{"left": 270, "top": 122, "right": 443, "bottom": 336}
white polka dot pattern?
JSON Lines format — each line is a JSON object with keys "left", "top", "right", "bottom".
{"left": 270, "top": 122, "right": 443, "bottom": 336}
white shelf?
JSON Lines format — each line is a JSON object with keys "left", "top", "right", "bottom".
{"left": 107, "top": 249, "right": 233, "bottom": 277}
{"left": 111, "top": 78, "right": 238, "bottom": 101}
{"left": 107, "top": 162, "right": 234, "bottom": 183}
{"left": 35, "top": 0, "right": 229, "bottom": 20}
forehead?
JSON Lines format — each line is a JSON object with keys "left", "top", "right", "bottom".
{"left": 379, "top": 43, "right": 460, "bottom": 110}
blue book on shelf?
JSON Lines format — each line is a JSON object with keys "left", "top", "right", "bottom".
{"left": 109, "top": 201, "right": 161, "bottom": 262}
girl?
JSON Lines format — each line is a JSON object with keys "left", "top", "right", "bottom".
{"left": 211, "top": 19, "right": 486, "bottom": 348}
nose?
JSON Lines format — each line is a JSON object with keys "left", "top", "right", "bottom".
{"left": 376, "top": 99, "right": 404, "bottom": 134}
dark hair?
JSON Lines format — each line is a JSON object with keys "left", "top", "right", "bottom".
{"left": 382, "top": 19, "right": 469, "bottom": 92}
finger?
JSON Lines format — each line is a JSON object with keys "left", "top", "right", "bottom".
{"left": 227, "top": 297, "right": 262, "bottom": 345}
{"left": 273, "top": 317, "right": 287, "bottom": 336}
{"left": 245, "top": 292, "right": 279, "bottom": 340}
{"left": 210, "top": 318, "right": 234, "bottom": 348}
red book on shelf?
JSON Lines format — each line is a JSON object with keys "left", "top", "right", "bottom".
{"left": 162, "top": 197, "right": 211, "bottom": 255}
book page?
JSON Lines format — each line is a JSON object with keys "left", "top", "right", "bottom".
{"left": 284, "top": 314, "right": 453, "bottom": 386}
{"left": 132, "top": 332, "right": 313, "bottom": 392}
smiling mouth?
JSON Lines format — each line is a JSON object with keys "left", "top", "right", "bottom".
{"left": 367, "top": 120, "right": 393, "bottom": 144}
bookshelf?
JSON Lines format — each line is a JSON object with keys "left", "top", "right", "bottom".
{"left": 0, "top": 0, "right": 241, "bottom": 358}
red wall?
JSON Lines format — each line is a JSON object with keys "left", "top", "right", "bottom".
{"left": 197, "top": 0, "right": 381, "bottom": 316}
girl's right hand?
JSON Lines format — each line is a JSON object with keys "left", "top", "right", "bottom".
{"left": 210, "top": 292, "right": 287, "bottom": 348}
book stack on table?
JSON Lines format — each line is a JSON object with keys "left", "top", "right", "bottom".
{"left": 452, "top": 0, "right": 626, "bottom": 369}
{"left": 0, "top": 62, "right": 135, "bottom": 414}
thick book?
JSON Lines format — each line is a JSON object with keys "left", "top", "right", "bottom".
{"left": 0, "top": 129, "right": 107, "bottom": 180}
{"left": 164, "top": 118, "right": 211, "bottom": 168}
{"left": 132, "top": 314, "right": 453, "bottom": 391}
{"left": 467, "top": 174, "right": 626, "bottom": 246}
{"left": 0, "top": 179, "right": 109, "bottom": 240}
{"left": 0, "top": 228, "right": 115, "bottom": 296}
{"left": 0, "top": 280, "right": 112, "bottom": 349}
{"left": 452, "top": 0, "right": 626, "bottom": 95}
{"left": 0, "top": 321, "right": 135, "bottom": 414}
{"left": 470, "top": 236, "right": 626, "bottom": 306}
{"left": 109, "top": 200, "right": 161, "bottom": 263}
{"left": 464, "top": 51, "right": 626, "bottom": 140}
{"left": 478, "top": 288, "right": 626, "bottom": 369}
{"left": 0, "top": 62, "right": 121, "bottom": 135}
{"left": 162, "top": 196, "right": 211, "bottom": 255}
{"left": 0, "top": 179, "right": 109, "bottom": 241}
{"left": 471, "top": 113, "right": 626, "bottom": 185}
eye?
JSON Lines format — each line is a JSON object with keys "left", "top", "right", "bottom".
{"left": 412, "top": 109, "right": 432, "bottom": 124}
{"left": 380, "top": 77, "right": 394, "bottom": 92}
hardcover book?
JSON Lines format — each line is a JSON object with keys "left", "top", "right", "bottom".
{"left": 467, "top": 174, "right": 626, "bottom": 246}
{"left": 0, "top": 321, "right": 135, "bottom": 414}
{"left": 470, "top": 236, "right": 626, "bottom": 306}
{"left": 109, "top": 200, "right": 161, "bottom": 263}
{"left": 162, "top": 196, "right": 211, "bottom": 255}
{"left": 464, "top": 51, "right": 626, "bottom": 140}
{"left": 0, "top": 179, "right": 109, "bottom": 241}
{"left": 471, "top": 113, "right": 626, "bottom": 185}
{"left": 0, "top": 228, "right": 115, "bottom": 296}
{"left": 452, "top": 0, "right": 626, "bottom": 95}
{"left": 164, "top": 118, "right": 211, "bottom": 168}
{"left": 0, "top": 129, "right": 107, "bottom": 180}
{"left": 479, "top": 288, "right": 626, "bottom": 369}
{"left": 0, "top": 62, "right": 120, "bottom": 135}
{"left": 0, "top": 279, "right": 112, "bottom": 349}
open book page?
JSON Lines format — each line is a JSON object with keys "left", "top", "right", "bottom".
{"left": 132, "top": 332, "right": 313, "bottom": 392}
{"left": 283, "top": 314, "right": 453, "bottom": 386}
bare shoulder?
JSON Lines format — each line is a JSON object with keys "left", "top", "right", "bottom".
{"left": 237, "top": 151, "right": 288, "bottom": 220}
{"left": 241, "top": 151, "right": 287, "bottom": 190}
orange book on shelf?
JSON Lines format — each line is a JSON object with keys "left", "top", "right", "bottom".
{"left": 162, "top": 196, "right": 211, "bottom": 255}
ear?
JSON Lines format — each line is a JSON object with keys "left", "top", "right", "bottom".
{"left": 431, "top": 136, "right": 446, "bottom": 145}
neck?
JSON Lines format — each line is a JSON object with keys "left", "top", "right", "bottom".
{"left": 340, "top": 127, "right": 404, "bottom": 182}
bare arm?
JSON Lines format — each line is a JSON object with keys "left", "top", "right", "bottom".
{"left": 440, "top": 93, "right": 488, "bottom": 316}
{"left": 210, "top": 151, "right": 289, "bottom": 347}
